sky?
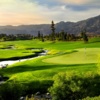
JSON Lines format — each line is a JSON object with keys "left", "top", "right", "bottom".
{"left": 0, "top": 0, "right": 100, "bottom": 25}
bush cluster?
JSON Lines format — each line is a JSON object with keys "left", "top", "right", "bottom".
{"left": 0, "top": 80, "right": 53, "bottom": 100}
{"left": 0, "top": 82, "right": 25, "bottom": 100}
{"left": 49, "top": 72, "right": 100, "bottom": 100}
{"left": 82, "top": 95, "right": 100, "bottom": 100}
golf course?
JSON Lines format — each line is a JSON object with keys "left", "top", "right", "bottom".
{"left": 0, "top": 37, "right": 100, "bottom": 99}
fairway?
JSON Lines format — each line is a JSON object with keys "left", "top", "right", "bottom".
{"left": 0, "top": 39, "right": 100, "bottom": 82}
{"left": 43, "top": 48, "right": 100, "bottom": 64}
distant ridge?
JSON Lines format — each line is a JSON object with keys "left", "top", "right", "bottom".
{"left": 0, "top": 15, "right": 100, "bottom": 35}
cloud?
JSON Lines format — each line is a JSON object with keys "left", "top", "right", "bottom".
{"left": 0, "top": 0, "right": 50, "bottom": 25}
{"left": 57, "top": 0, "right": 89, "bottom": 5}
{"left": 0, "top": 0, "right": 100, "bottom": 25}
{"left": 46, "top": 5, "right": 100, "bottom": 22}
{"left": 56, "top": 0, "right": 100, "bottom": 11}
{"left": 0, "top": 12, "right": 49, "bottom": 25}
{"left": 57, "top": 0, "right": 99, "bottom": 5}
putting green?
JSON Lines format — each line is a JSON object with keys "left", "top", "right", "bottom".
{"left": 43, "top": 48, "right": 100, "bottom": 64}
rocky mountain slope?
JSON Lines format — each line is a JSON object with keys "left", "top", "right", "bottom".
{"left": 0, "top": 15, "right": 100, "bottom": 35}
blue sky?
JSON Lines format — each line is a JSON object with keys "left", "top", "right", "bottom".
{"left": 0, "top": 0, "right": 100, "bottom": 25}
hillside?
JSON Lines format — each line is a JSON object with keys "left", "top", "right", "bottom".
{"left": 0, "top": 15, "right": 100, "bottom": 35}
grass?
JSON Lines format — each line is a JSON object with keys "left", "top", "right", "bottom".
{"left": 43, "top": 48, "right": 100, "bottom": 64}
{"left": 0, "top": 49, "right": 36, "bottom": 59}
{"left": 0, "top": 40, "right": 43, "bottom": 59}
{"left": 0, "top": 37, "right": 100, "bottom": 83}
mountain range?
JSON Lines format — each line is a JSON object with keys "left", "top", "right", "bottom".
{"left": 0, "top": 15, "right": 100, "bottom": 36}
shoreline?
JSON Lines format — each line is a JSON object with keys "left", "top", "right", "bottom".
{"left": 0, "top": 50, "right": 47, "bottom": 68}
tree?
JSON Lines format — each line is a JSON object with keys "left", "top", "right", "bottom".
{"left": 81, "top": 30, "right": 88, "bottom": 43}
{"left": 70, "top": 34, "right": 76, "bottom": 41}
{"left": 41, "top": 34, "right": 44, "bottom": 42}
{"left": 67, "top": 34, "right": 71, "bottom": 41}
{"left": 51, "top": 21, "right": 55, "bottom": 41}
{"left": 60, "top": 30, "right": 65, "bottom": 41}
{"left": 38, "top": 31, "right": 41, "bottom": 39}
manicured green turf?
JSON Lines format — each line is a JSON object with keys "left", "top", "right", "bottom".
{"left": 0, "top": 37, "right": 100, "bottom": 83}
{"left": 2, "top": 56, "right": 96, "bottom": 82}
{"left": 43, "top": 48, "right": 100, "bottom": 64}
{"left": 0, "top": 49, "right": 36, "bottom": 59}
{"left": 0, "top": 40, "right": 43, "bottom": 59}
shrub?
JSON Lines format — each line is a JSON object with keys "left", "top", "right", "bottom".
{"left": 25, "top": 80, "right": 53, "bottom": 94}
{"left": 0, "top": 80, "right": 53, "bottom": 100}
{"left": 82, "top": 95, "right": 100, "bottom": 100}
{"left": 0, "top": 81, "right": 25, "bottom": 100}
{"left": 49, "top": 72, "right": 100, "bottom": 100}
